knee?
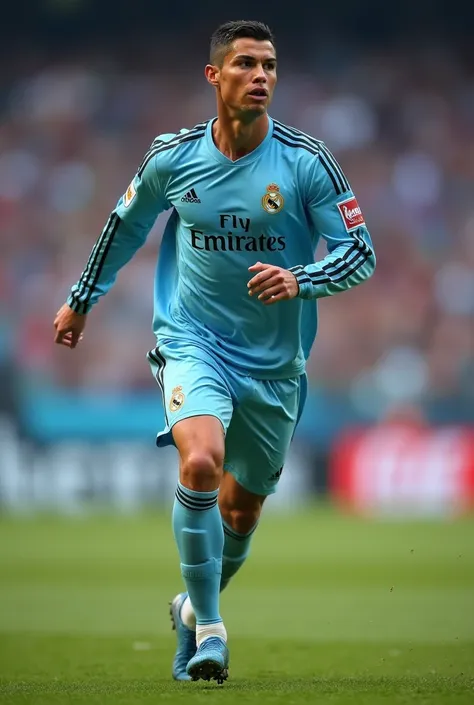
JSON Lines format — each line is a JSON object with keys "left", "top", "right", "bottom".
{"left": 180, "top": 449, "right": 223, "bottom": 492}
{"left": 221, "top": 505, "right": 262, "bottom": 535}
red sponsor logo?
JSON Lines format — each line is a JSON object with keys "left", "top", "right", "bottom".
{"left": 329, "top": 424, "right": 474, "bottom": 517}
{"left": 337, "top": 196, "right": 365, "bottom": 232}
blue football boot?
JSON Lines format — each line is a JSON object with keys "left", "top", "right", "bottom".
{"left": 169, "top": 592, "right": 197, "bottom": 681}
{"left": 186, "top": 635, "right": 229, "bottom": 684}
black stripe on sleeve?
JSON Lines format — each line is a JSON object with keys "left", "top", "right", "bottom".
{"left": 82, "top": 214, "right": 121, "bottom": 309}
{"left": 69, "top": 213, "right": 119, "bottom": 313}
{"left": 273, "top": 120, "right": 350, "bottom": 195}
{"left": 272, "top": 134, "right": 319, "bottom": 157}
{"left": 137, "top": 127, "right": 207, "bottom": 177}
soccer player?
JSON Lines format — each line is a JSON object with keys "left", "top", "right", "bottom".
{"left": 54, "top": 20, "right": 375, "bottom": 684}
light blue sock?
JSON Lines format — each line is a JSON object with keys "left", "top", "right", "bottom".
{"left": 220, "top": 519, "right": 258, "bottom": 592}
{"left": 172, "top": 482, "right": 224, "bottom": 625}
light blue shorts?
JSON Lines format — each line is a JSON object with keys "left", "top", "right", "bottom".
{"left": 147, "top": 339, "right": 307, "bottom": 496}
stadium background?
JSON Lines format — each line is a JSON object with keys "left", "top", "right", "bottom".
{"left": 1, "top": 0, "right": 474, "bottom": 514}
{"left": 1, "top": 3, "right": 473, "bottom": 702}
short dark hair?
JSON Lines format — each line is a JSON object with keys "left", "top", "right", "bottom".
{"left": 210, "top": 20, "right": 275, "bottom": 66}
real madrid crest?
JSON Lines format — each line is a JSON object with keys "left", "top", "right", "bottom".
{"left": 169, "top": 385, "right": 185, "bottom": 412}
{"left": 261, "top": 183, "right": 284, "bottom": 214}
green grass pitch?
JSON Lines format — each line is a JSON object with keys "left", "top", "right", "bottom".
{"left": 0, "top": 504, "right": 473, "bottom": 704}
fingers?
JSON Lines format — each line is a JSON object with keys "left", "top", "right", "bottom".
{"left": 247, "top": 262, "right": 273, "bottom": 291}
{"left": 54, "top": 330, "right": 84, "bottom": 348}
{"left": 258, "top": 283, "right": 285, "bottom": 301}
{"left": 252, "top": 276, "right": 280, "bottom": 297}
{"left": 54, "top": 327, "right": 65, "bottom": 344}
{"left": 248, "top": 273, "right": 276, "bottom": 295}
{"left": 247, "top": 261, "right": 269, "bottom": 273}
{"left": 258, "top": 283, "right": 294, "bottom": 304}
{"left": 248, "top": 265, "right": 279, "bottom": 294}
{"left": 68, "top": 331, "right": 81, "bottom": 349}
{"left": 262, "top": 291, "right": 288, "bottom": 306}
{"left": 247, "top": 266, "right": 300, "bottom": 304}
{"left": 53, "top": 304, "right": 86, "bottom": 348}
{"left": 249, "top": 270, "right": 286, "bottom": 296}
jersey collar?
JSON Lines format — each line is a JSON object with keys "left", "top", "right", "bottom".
{"left": 205, "top": 116, "right": 274, "bottom": 166}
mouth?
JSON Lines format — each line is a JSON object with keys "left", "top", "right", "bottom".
{"left": 248, "top": 88, "right": 268, "bottom": 100}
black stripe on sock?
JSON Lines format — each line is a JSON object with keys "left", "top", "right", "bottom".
{"left": 223, "top": 522, "right": 258, "bottom": 541}
{"left": 176, "top": 485, "right": 218, "bottom": 505}
{"left": 175, "top": 492, "right": 218, "bottom": 512}
{"left": 175, "top": 486, "right": 218, "bottom": 511}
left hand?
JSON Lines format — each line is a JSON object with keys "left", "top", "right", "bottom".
{"left": 247, "top": 262, "right": 299, "bottom": 305}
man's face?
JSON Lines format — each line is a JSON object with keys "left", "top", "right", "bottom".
{"left": 209, "top": 37, "right": 277, "bottom": 116}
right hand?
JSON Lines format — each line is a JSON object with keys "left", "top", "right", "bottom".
{"left": 54, "top": 303, "right": 87, "bottom": 349}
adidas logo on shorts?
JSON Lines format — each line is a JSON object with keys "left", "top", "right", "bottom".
{"left": 181, "top": 188, "right": 201, "bottom": 204}
{"left": 268, "top": 467, "right": 283, "bottom": 481}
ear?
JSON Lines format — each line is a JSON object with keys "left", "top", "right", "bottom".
{"left": 205, "top": 64, "right": 220, "bottom": 87}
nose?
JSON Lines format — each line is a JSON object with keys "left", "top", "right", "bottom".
{"left": 253, "top": 64, "right": 267, "bottom": 83}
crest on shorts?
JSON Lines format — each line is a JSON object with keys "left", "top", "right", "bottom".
{"left": 261, "top": 183, "right": 284, "bottom": 214}
{"left": 169, "top": 386, "right": 185, "bottom": 412}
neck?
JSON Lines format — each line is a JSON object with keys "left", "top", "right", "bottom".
{"left": 212, "top": 107, "right": 269, "bottom": 161}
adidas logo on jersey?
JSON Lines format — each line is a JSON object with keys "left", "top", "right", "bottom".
{"left": 181, "top": 188, "right": 201, "bottom": 203}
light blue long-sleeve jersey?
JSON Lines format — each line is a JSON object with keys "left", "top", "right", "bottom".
{"left": 68, "top": 117, "right": 375, "bottom": 380}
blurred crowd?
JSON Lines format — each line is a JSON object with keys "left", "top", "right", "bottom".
{"left": 1, "top": 37, "right": 474, "bottom": 428}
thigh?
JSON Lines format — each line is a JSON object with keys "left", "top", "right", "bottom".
{"left": 147, "top": 340, "right": 234, "bottom": 447}
{"left": 224, "top": 375, "right": 303, "bottom": 496}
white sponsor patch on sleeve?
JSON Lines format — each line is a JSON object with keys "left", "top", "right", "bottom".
{"left": 337, "top": 196, "right": 365, "bottom": 232}
{"left": 123, "top": 180, "right": 137, "bottom": 207}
